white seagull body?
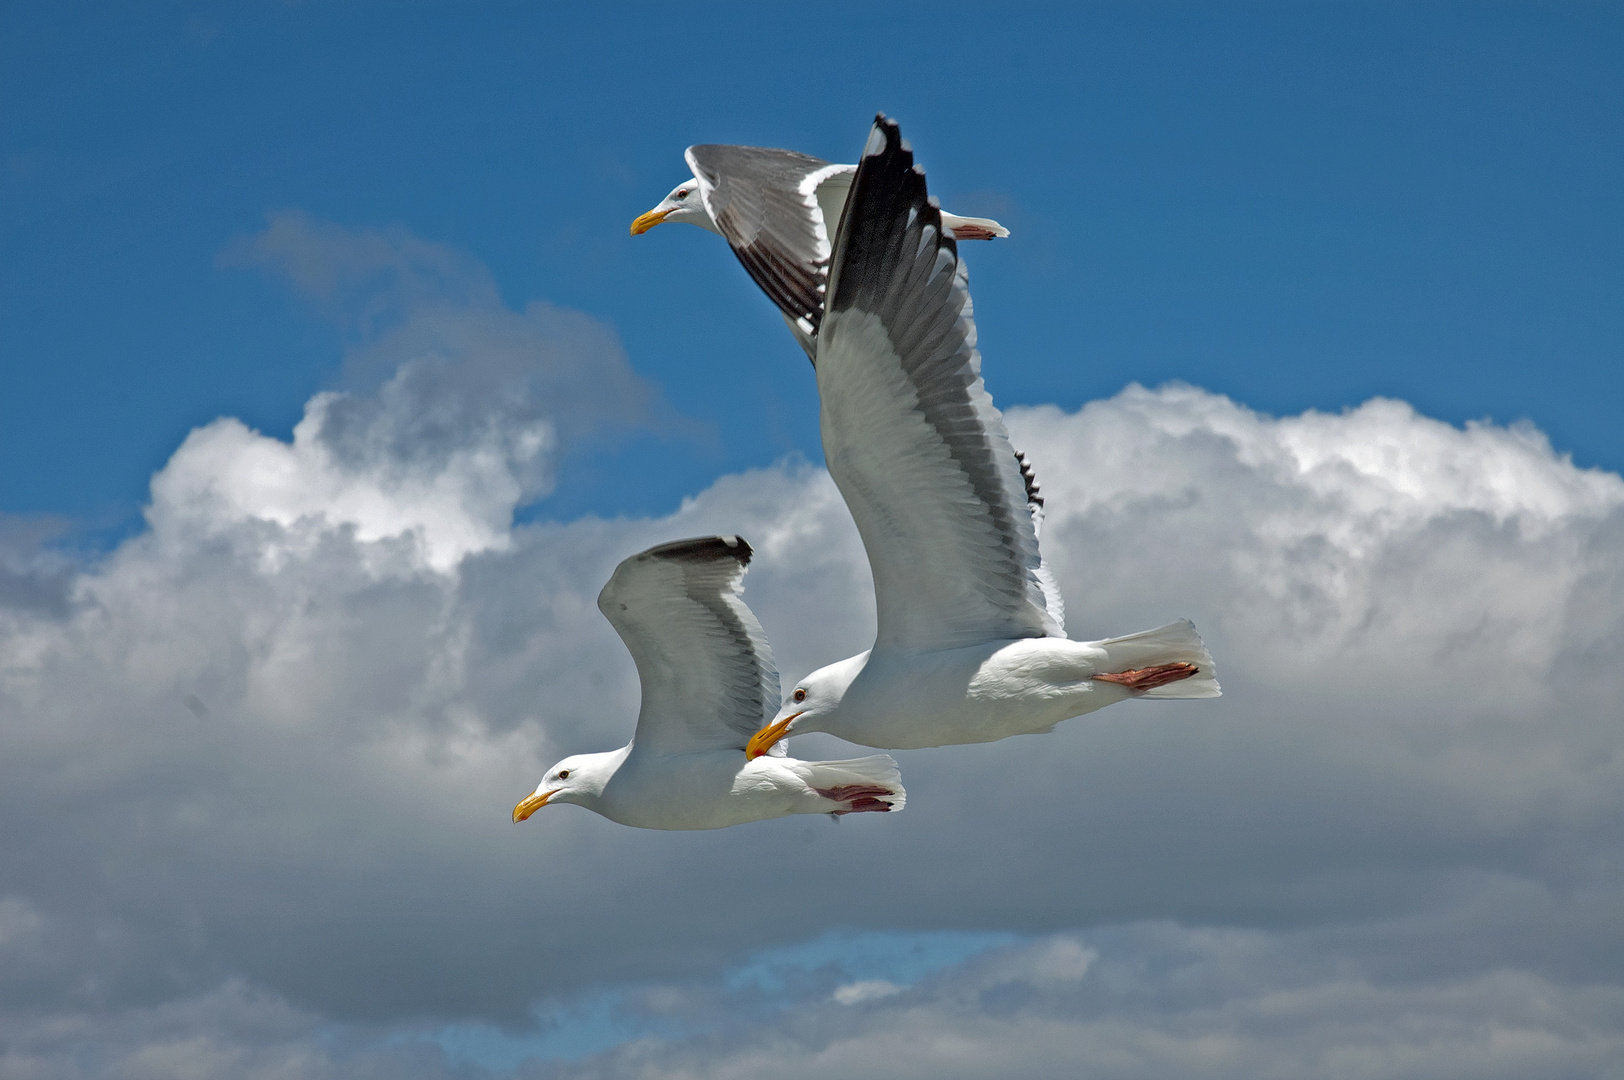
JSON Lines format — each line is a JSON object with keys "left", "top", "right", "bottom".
{"left": 512, "top": 536, "right": 904, "bottom": 830}
{"left": 631, "top": 144, "right": 1009, "bottom": 360}
{"left": 746, "top": 117, "right": 1219, "bottom": 759}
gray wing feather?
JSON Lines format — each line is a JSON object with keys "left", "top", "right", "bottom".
{"left": 686, "top": 145, "right": 854, "bottom": 355}
{"left": 816, "top": 116, "right": 1063, "bottom": 650}
{"left": 598, "top": 536, "right": 781, "bottom": 754}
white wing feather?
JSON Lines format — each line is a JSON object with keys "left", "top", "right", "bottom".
{"left": 598, "top": 536, "right": 781, "bottom": 755}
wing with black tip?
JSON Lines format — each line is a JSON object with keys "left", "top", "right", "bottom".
{"left": 599, "top": 535, "right": 782, "bottom": 754}
{"left": 815, "top": 116, "right": 1064, "bottom": 650}
{"left": 686, "top": 144, "right": 855, "bottom": 355}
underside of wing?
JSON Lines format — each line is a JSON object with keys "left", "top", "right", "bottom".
{"left": 598, "top": 536, "right": 781, "bottom": 755}
{"left": 816, "top": 116, "right": 1063, "bottom": 651}
{"left": 686, "top": 145, "right": 852, "bottom": 349}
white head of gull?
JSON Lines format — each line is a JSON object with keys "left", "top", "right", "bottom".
{"left": 631, "top": 144, "right": 1009, "bottom": 360}
{"left": 745, "top": 116, "right": 1221, "bottom": 759}
{"left": 512, "top": 536, "right": 904, "bottom": 830}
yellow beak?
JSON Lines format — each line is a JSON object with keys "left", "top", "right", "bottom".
{"left": 629, "top": 208, "right": 669, "bottom": 236}
{"left": 512, "top": 789, "right": 555, "bottom": 823}
{"left": 745, "top": 711, "right": 803, "bottom": 760}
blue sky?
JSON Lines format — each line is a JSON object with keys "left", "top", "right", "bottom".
{"left": 3, "top": 5, "right": 1624, "bottom": 1078}
{"left": 4, "top": 2, "right": 1620, "bottom": 533}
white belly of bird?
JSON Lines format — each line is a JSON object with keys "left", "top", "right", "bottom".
{"left": 595, "top": 751, "right": 822, "bottom": 831}
{"left": 835, "top": 637, "right": 1136, "bottom": 749}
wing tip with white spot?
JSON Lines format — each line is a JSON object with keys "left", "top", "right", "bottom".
{"left": 864, "top": 113, "right": 912, "bottom": 160}
{"left": 830, "top": 115, "right": 953, "bottom": 315}
{"left": 1015, "top": 451, "right": 1044, "bottom": 512}
{"left": 641, "top": 535, "right": 753, "bottom": 569}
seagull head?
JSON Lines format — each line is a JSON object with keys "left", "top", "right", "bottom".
{"left": 512, "top": 752, "right": 616, "bottom": 822}
{"left": 745, "top": 652, "right": 868, "bottom": 759}
{"left": 630, "top": 178, "right": 721, "bottom": 236}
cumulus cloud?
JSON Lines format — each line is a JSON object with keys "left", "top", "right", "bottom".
{"left": 220, "top": 212, "right": 659, "bottom": 544}
{"left": 11, "top": 926, "right": 1615, "bottom": 1080}
{"left": 0, "top": 513, "right": 75, "bottom": 615}
{"left": 149, "top": 376, "right": 551, "bottom": 573}
{"left": 1, "top": 353, "right": 1622, "bottom": 1077}
{"left": 535, "top": 927, "right": 1624, "bottom": 1080}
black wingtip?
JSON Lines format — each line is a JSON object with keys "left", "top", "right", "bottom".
{"left": 642, "top": 535, "right": 753, "bottom": 568}
{"left": 830, "top": 115, "right": 950, "bottom": 314}
{"left": 1015, "top": 451, "right": 1044, "bottom": 510}
{"left": 862, "top": 114, "right": 911, "bottom": 161}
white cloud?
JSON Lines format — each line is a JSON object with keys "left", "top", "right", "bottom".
{"left": 832, "top": 980, "right": 904, "bottom": 1006}
{"left": 150, "top": 376, "right": 552, "bottom": 573}
{"left": 2, "top": 310, "right": 1622, "bottom": 1079}
{"left": 4, "top": 926, "right": 1619, "bottom": 1080}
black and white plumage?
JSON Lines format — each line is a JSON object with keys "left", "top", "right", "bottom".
{"left": 817, "top": 124, "right": 1059, "bottom": 652}
{"left": 631, "top": 144, "right": 1009, "bottom": 361}
{"left": 745, "top": 117, "right": 1219, "bottom": 757}
{"left": 513, "top": 537, "right": 904, "bottom": 830}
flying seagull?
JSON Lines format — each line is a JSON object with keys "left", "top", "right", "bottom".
{"left": 745, "top": 117, "right": 1219, "bottom": 759}
{"left": 631, "top": 144, "right": 1009, "bottom": 359}
{"left": 512, "top": 536, "right": 905, "bottom": 830}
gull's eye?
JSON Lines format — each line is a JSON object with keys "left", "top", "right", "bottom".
{"left": 793, "top": 688, "right": 807, "bottom": 703}
{"left": 675, "top": 189, "right": 688, "bottom": 200}
{"left": 558, "top": 769, "right": 570, "bottom": 780}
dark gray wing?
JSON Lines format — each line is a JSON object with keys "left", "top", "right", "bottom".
{"left": 598, "top": 536, "right": 781, "bottom": 755}
{"left": 685, "top": 145, "right": 855, "bottom": 355}
{"left": 815, "top": 116, "right": 1064, "bottom": 651}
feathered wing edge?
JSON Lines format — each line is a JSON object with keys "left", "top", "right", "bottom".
{"left": 1016, "top": 450, "right": 1066, "bottom": 634}
{"left": 818, "top": 114, "right": 1063, "bottom": 647}
{"left": 600, "top": 535, "right": 785, "bottom": 754}
{"left": 686, "top": 145, "right": 835, "bottom": 352}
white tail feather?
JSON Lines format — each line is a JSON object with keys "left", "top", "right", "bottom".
{"left": 939, "top": 211, "right": 1010, "bottom": 240}
{"left": 1096, "top": 619, "right": 1221, "bottom": 699}
{"left": 798, "top": 755, "right": 906, "bottom": 812}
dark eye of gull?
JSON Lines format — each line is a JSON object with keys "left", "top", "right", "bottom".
{"left": 558, "top": 769, "right": 570, "bottom": 780}
{"left": 793, "top": 688, "right": 806, "bottom": 703}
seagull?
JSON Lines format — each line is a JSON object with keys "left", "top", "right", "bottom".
{"left": 631, "top": 144, "right": 1009, "bottom": 360}
{"left": 745, "top": 116, "right": 1219, "bottom": 759}
{"left": 512, "top": 535, "right": 905, "bottom": 830}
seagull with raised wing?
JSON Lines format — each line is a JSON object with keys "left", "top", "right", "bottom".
{"left": 631, "top": 144, "right": 1008, "bottom": 359}
{"left": 745, "top": 117, "right": 1219, "bottom": 759}
{"left": 511, "top": 536, "right": 904, "bottom": 830}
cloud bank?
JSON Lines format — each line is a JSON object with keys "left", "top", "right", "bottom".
{"left": 3, "top": 224, "right": 1621, "bottom": 1077}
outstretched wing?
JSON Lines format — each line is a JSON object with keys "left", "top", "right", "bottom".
{"left": 599, "top": 536, "right": 781, "bottom": 755}
{"left": 686, "top": 144, "right": 854, "bottom": 351}
{"left": 816, "top": 116, "right": 1064, "bottom": 651}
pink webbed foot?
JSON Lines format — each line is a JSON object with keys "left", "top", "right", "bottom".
{"left": 1092, "top": 662, "right": 1199, "bottom": 692}
{"left": 814, "top": 784, "right": 896, "bottom": 815}
{"left": 950, "top": 223, "right": 1001, "bottom": 241}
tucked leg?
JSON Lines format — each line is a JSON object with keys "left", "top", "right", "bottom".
{"left": 950, "top": 223, "right": 1001, "bottom": 241}
{"left": 814, "top": 784, "right": 897, "bottom": 815}
{"left": 1093, "top": 662, "right": 1199, "bottom": 692}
